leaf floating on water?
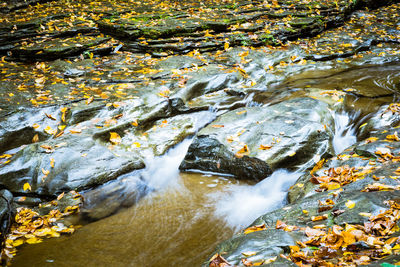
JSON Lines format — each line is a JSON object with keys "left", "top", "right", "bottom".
{"left": 110, "top": 132, "right": 121, "bottom": 145}
{"left": 365, "top": 137, "right": 379, "bottom": 144}
{"left": 359, "top": 122, "right": 368, "bottom": 129}
{"left": 23, "top": 183, "right": 31, "bottom": 191}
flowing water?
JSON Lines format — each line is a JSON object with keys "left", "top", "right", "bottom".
{"left": 332, "top": 111, "right": 358, "bottom": 154}
{"left": 9, "top": 58, "right": 400, "bottom": 266}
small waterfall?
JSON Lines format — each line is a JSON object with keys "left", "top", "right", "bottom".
{"left": 141, "top": 138, "right": 193, "bottom": 191}
{"left": 332, "top": 111, "right": 357, "bottom": 154}
{"left": 212, "top": 169, "right": 303, "bottom": 231}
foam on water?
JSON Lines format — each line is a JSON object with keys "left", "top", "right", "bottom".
{"left": 141, "top": 110, "right": 217, "bottom": 191}
{"left": 211, "top": 169, "right": 303, "bottom": 231}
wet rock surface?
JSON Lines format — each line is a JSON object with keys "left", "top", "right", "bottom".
{"left": 0, "top": 0, "right": 400, "bottom": 265}
{"left": 180, "top": 97, "right": 332, "bottom": 180}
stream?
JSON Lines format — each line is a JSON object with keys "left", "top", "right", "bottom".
{"left": 6, "top": 60, "right": 399, "bottom": 267}
{"left": 1, "top": 1, "right": 399, "bottom": 266}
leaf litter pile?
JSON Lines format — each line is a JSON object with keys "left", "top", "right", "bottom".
{"left": 0, "top": 191, "right": 82, "bottom": 265}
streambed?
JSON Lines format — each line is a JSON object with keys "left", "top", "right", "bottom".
{"left": 0, "top": 0, "right": 400, "bottom": 266}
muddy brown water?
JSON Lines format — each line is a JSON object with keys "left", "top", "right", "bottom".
{"left": 12, "top": 173, "right": 247, "bottom": 267}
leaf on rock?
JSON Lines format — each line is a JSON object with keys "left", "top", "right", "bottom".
{"left": 209, "top": 253, "right": 231, "bottom": 267}
{"left": 23, "top": 183, "right": 31, "bottom": 191}
{"left": 244, "top": 224, "right": 266, "bottom": 234}
{"left": 110, "top": 132, "right": 122, "bottom": 145}
{"left": 345, "top": 200, "right": 356, "bottom": 209}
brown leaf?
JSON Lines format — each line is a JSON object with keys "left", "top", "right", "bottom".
{"left": 209, "top": 254, "right": 231, "bottom": 267}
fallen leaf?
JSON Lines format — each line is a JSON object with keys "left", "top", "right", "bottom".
{"left": 244, "top": 224, "right": 266, "bottom": 234}
{"left": 32, "top": 134, "right": 39, "bottom": 143}
{"left": 23, "top": 183, "right": 31, "bottom": 191}
{"left": 110, "top": 132, "right": 122, "bottom": 145}
{"left": 345, "top": 200, "right": 356, "bottom": 209}
{"left": 259, "top": 144, "right": 272, "bottom": 150}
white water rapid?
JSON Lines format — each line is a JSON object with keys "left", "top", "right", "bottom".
{"left": 211, "top": 169, "right": 303, "bottom": 231}
{"left": 332, "top": 111, "right": 358, "bottom": 154}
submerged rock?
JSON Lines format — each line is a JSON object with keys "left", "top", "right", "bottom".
{"left": 180, "top": 97, "right": 332, "bottom": 180}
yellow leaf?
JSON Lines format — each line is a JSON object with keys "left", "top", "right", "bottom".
{"left": 131, "top": 119, "right": 138, "bottom": 127}
{"left": 365, "top": 137, "right": 378, "bottom": 143}
{"left": 359, "top": 122, "right": 367, "bottom": 129}
{"left": 32, "top": 134, "right": 39, "bottom": 143}
{"left": 345, "top": 200, "right": 355, "bottom": 209}
{"left": 69, "top": 129, "right": 82, "bottom": 134}
{"left": 32, "top": 123, "right": 40, "bottom": 129}
{"left": 259, "top": 144, "right": 272, "bottom": 150}
{"left": 235, "top": 144, "right": 250, "bottom": 158}
{"left": 44, "top": 126, "right": 57, "bottom": 135}
{"left": 57, "top": 192, "right": 65, "bottom": 200}
{"left": 26, "top": 237, "right": 42, "bottom": 244}
{"left": 132, "top": 142, "right": 141, "bottom": 148}
{"left": 12, "top": 239, "right": 24, "bottom": 247}
{"left": 110, "top": 132, "right": 121, "bottom": 145}
{"left": 242, "top": 251, "right": 257, "bottom": 257}
{"left": 244, "top": 224, "right": 266, "bottom": 234}
{"left": 41, "top": 168, "right": 49, "bottom": 176}
{"left": 50, "top": 158, "right": 55, "bottom": 168}
{"left": 224, "top": 42, "right": 229, "bottom": 50}
{"left": 86, "top": 96, "right": 94, "bottom": 105}
{"left": 23, "top": 182, "right": 31, "bottom": 191}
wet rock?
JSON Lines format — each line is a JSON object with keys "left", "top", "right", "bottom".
{"left": 80, "top": 171, "right": 149, "bottom": 221}
{"left": 0, "top": 134, "right": 145, "bottom": 197}
{"left": 0, "top": 95, "right": 213, "bottom": 198}
{"left": 0, "top": 106, "right": 60, "bottom": 153}
{"left": 288, "top": 125, "right": 400, "bottom": 203}
{"left": 0, "top": 189, "right": 13, "bottom": 238}
{"left": 180, "top": 97, "right": 333, "bottom": 180}
{"left": 204, "top": 229, "right": 298, "bottom": 266}
{"left": 11, "top": 36, "right": 110, "bottom": 61}
{"left": 206, "top": 189, "right": 400, "bottom": 266}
